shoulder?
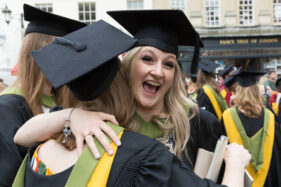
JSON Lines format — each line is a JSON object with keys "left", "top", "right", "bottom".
{"left": 0, "top": 94, "right": 26, "bottom": 105}
{"left": 0, "top": 94, "right": 33, "bottom": 119}
{"left": 39, "top": 140, "right": 77, "bottom": 174}
{"left": 195, "top": 108, "right": 221, "bottom": 133}
{"left": 0, "top": 94, "right": 29, "bottom": 110}
{"left": 0, "top": 94, "right": 33, "bottom": 134}
{"left": 121, "top": 130, "right": 167, "bottom": 152}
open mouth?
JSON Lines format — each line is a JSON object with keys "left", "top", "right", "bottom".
{"left": 143, "top": 80, "right": 161, "bottom": 94}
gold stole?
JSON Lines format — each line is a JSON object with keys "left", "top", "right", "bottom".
{"left": 223, "top": 108, "right": 274, "bottom": 187}
{"left": 203, "top": 85, "right": 223, "bottom": 120}
{"left": 221, "top": 89, "right": 227, "bottom": 98}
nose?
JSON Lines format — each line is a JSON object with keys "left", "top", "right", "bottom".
{"left": 150, "top": 61, "right": 164, "bottom": 79}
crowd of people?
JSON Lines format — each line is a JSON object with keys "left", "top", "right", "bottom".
{"left": 0, "top": 4, "right": 280, "bottom": 187}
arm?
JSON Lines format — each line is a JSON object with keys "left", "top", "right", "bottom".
{"left": 135, "top": 141, "right": 250, "bottom": 187}
{"left": 14, "top": 108, "right": 121, "bottom": 157}
{"left": 221, "top": 143, "right": 251, "bottom": 187}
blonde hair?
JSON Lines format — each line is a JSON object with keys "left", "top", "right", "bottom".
{"left": 17, "top": 33, "right": 56, "bottom": 115}
{"left": 52, "top": 61, "right": 134, "bottom": 150}
{"left": 196, "top": 70, "right": 220, "bottom": 93}
{"left": 232, "top": 84, "right": 264, "bottom": 118}
{"left": 121, "top": 47, "right": 198, "bottom": 160}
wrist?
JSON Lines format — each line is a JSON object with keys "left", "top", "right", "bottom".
{"left": 62, "top": 107, "right": 76, "bottom": 144}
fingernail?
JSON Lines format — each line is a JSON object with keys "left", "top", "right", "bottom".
{"left": 94, "top": 153, "right": 101, "bottom": 159}
{"left": 108, "top": 149, "right": 114, "bottom": 155}
{"left": 116, "top": 141, "right": 122, "bottom": 146}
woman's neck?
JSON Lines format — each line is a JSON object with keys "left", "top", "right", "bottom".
{"left": 42, "top": 83, "right": 53, "bottom": 96}
{"left": 136, "top": 103, "right": 163, "bottom": 121}
{"left": 188, "top": 83, "right": 197, "bottom": 94}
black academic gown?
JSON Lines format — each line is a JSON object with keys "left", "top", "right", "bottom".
{"left": 197, "top": 88, "right": 217, "bottom": 118}
{"left": 22, "top": 131, "right": 226, "bottom": 187}
{"left": 185, "top": 108, "right": 221, "bottom": 168}
{"left": 0, "top": 95, "right": 33, "bottom": 187}
{"left": 220, "top": 108, "right": 281, "bottom": 187}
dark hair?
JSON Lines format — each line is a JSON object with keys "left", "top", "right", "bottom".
{"left": 268, "top": 69, "right": 276, "bottom": 76}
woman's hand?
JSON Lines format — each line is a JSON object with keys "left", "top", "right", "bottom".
{"left": 14, "top": 108, "right": 121, "bottom": 159}
{"left": 222, "top": 143, "right": 251, "bottom": 187}
{"left": 70, "top": 108, "right": 121, "bottom": 158}
{"left": 224, "top": 143, "right": 251, "bottom": 168}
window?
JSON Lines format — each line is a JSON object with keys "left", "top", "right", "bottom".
{"left": 170, "top": 0, "right": 186, "bottom": 12}
{"left": 35, "top": 3, "right": 53, "bottom": 12}
{"left": 273, "top": 0, "right": 281, "bottom": 24}
{"left": 239, "top": 0, "right": 254, "bottom": 26}
{"left": 78, "top": 2, "right": 96, "bottom": 24}
{"left": 205, "top": 0, "right": 220, "bottom": 27}
{"left": 127, "top": 0, "right": 143, "bottom": 9}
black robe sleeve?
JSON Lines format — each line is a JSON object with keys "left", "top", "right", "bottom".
{"left": 108, "top": 131, "right": 226, "bottom": 187}
{"left": 197, "top": 88, "right": 217, "bottom": 118}
{"left": 0, "top": 95, "right": 33, "bottom": 187}
{"left": 185, "top": 108, "right": 221, "bottom": 168}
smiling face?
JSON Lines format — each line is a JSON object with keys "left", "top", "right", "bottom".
{"left": 131, "top": 46, "right": 176, "bottom": 115}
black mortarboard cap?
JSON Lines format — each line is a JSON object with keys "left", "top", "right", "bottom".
{"left": 221, "top": 74, "right": 237, "bottom": 88}
{"left": 180, "top": 61, "right": 198, "bottom": 82}
{"left": 189, "top": 73, "right": 198, "bottom": 83}
{"left": 235, "top": 63, "right": 265, "bottom": 87}
{"left": 24, "top": 4, "right": 87, "bottom": 36}
{"left": 107, "top": 10, "right": 203, "bottom": 71}
{"left": 219, "top": 64, "right": 234, "bottom": 77}
{"left": 32, "top": 20, "right": 137, "bottom": 101}
{"left": 199, "top": 59, "right": 219, "bottom": 73}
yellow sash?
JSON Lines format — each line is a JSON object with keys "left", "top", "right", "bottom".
{"left": 203, "top": 86, "right": 223, "bottom": 120}
{"left": 221, "top": 89, "right": 227, "bottom": 98}
{"left": 87, "top": 131, "right": 123, "bottom": 186}
{"left": 272, "top": 102, "right": 279, "bottom": 115}
{"left": 223, "top": 109, "right": 275, "bottom": 187}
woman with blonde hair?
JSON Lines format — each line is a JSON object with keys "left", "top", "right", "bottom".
{"left": 0, "top": 4, "right": 86, "bottom": 187}
{"left": 196, "top": 59, "right": 228, "bottom": 120}
{"left": 221, "top": 62, "right": 281, "bottom": 187}
{"left": 15, "top": 10, "right": 224, "bottom": 170}
{"left": 14, "top": 19, "right": 251, "bottom": 187}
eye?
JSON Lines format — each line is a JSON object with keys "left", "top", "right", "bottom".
{"left": 164, "top": 61, "right": 175, "bottom": 68}
{"left": 141, "top": 56, "right": 153, "bottom": 62}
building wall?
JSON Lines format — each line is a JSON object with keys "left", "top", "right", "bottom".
{"left": 152, "top": 0, "right": 281, "bottom": 29}
{"left": 153, "top": 0, "right": 170, "bottom": 9}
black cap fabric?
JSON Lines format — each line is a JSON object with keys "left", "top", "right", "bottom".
{"left": 189, "top": 73, "right": 197, "bottom": 83}
{"left": 24, "top": 4, "right": 87, "bottom": 36}
{"left": 219, "top": 64, "right": 234, "bottom": 77}
{"left": 235, "top": 63, "right": 265, "bottom": 87}
{"left": 221, "top": 74, "right": 237, "bottom": 88}
{"left": 107, "top": 10, "right": 204, "bottom": 56}
{"left": 199, "top": 59, "right": 219, "bottom": 73}
{"left": 32, "top": 20, "right": 137, "bottom": 101}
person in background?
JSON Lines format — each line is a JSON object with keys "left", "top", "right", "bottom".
{"left": 264, "top": 69, "right": 277, "bottom": 96}
{"left": 269, "top": 78, "right": 281, "bottom": 113}
{"left": 186, "top": 73, "right": 198, "bottom": 101}
{"left": 221, "top": 62, "right": 281, "bottom": 187}
{"left": 219, "top": 64, "right": 235, "bottom": 91}
{"left": 14, "top": 19, "right": 251, "bottom": 187}
{"left": 0, "top": 78, "right": 7, "bottom": 92}
{"left": 0, "top": 4, "right": 86, "bottom": 187}
{"left": 220, "top": 71, "right": 238, "bottom": 107}
{"left": 196, "top": 59, "right": 228, "bottom": 120}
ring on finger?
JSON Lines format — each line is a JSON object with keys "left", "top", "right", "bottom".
{"left": 84, "top": 131, "right": 95, "bottom": 139}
